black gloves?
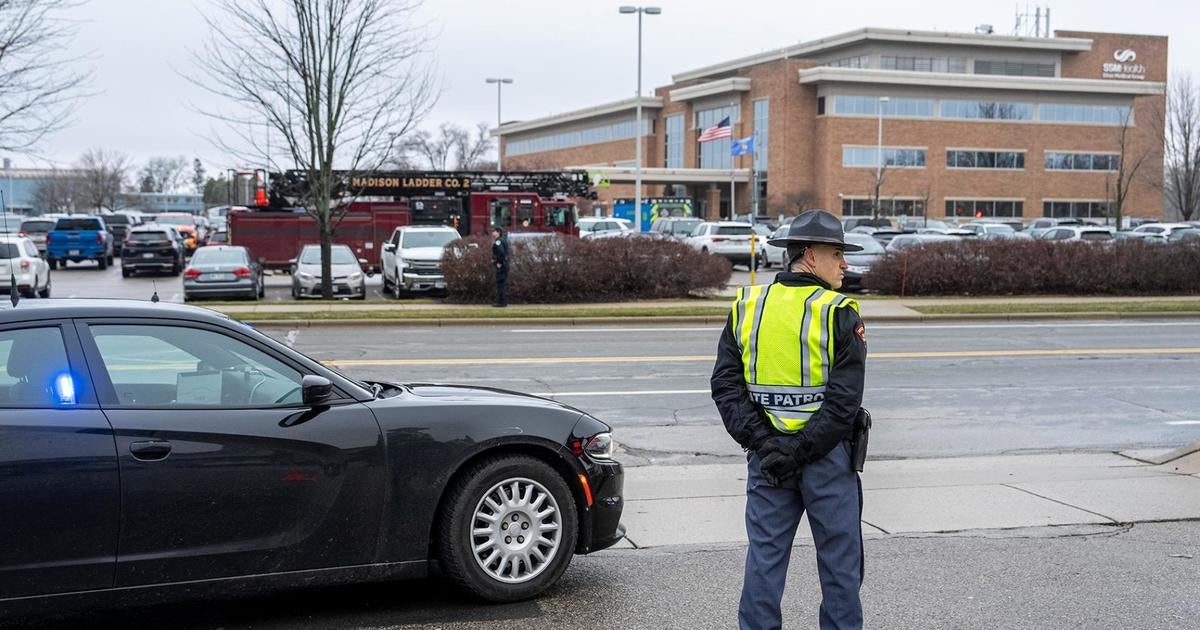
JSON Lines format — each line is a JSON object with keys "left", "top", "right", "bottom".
{"left": 757, "top": 436, "right": 802, "bottom": 485}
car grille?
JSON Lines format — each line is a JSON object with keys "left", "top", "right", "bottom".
{"left": 408, "top": 260, "right": 441, "bottom": 273}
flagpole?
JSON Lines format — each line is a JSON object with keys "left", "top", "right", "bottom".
{"left": 730, "top": 101, "right": 736, "bottom": 221}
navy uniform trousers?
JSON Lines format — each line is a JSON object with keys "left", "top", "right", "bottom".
{"left": 739, "top": 441, "right": 863, "bottom": 630}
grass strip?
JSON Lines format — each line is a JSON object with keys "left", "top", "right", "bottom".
{"left": 913, "top": 300, "right": 1200, "bottom": 315}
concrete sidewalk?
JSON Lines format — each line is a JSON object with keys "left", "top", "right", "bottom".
{"left": 613, "top": 445, "right": 1200, "bottom": 549}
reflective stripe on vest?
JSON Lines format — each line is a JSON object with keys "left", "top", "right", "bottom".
{"left": 731, "top": 284, "right": 859, "bottom": 433}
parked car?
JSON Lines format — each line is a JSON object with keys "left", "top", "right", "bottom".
{"left": 0, "top": 299, "right": 623, "bottom": 608}
{"left": 970, "top": 217, "right": 1026, "bottom": 232}
{"left": 578, "top": 217, "right": 633, "bottom": 239}
{"left": 842, "top": 233, "right": 886, "bottom": 291}
{"left": 1114, "top": 231, "right": 1165, "bottom": 243}
{"left": 207, "top": 229, "right": 229, "bottom": 244}
{"left": 901, "top": 219, "right": 953, "bottom": 232}
{"left": 959, "top": 223, "right": 1030, "bottom": 240}
{"left": 0, "top": 235, "right": 51, "bottom": 297}
{"left": 1025, "top": 218, "right": 1082, "bottom": 238}
{"left": 649, "top": 217, "right": 703, "bottom": 241}
{"left": 381, "top": 224, "right": 460, "bottom": 298}
{"left": 1173, "top": 230, "right": 1200, "bottom": 243}
{"left": 842, "top": 216, "right": 899, "bottom": 232}
{"left": 46, "top": 215, "right": 114, "bottom": 270}
{"left": 852, "top": 227, "right": 915, "bottom": 246}
{"left": 686, "top": 221, "right": 758, "bottom": 268}
{"left": 291, "top": 243, "right": 368, "bottom": 299}
{"left": 917, "top": 227, "right": 974, "bottom": 237}
{"left": 1133, "top": 222, "right": 1196, "bottom": 240}
{"left": 1039, "top": 226, "right": 1114, "bottom": 242}
{"left": 121, "top": 224, "right": 186, "bottom": 277}
{"left": 183, "top": 245, "right": 264, "bottom": 301}
{"left": 18, "top": 218, "right": 56, "bottom": 256}
{"left": 104, "top": 213, "right": 141, "bottom": 248}
{"left": 154, "top": 213, "right": 204, "bottom": 253}
{"left": 885, "top": 233, "right": 960, "bottom": 252}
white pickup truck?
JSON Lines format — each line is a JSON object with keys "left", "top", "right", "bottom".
{"left": 380, "top": 225, "right": 461, "bottom": 298}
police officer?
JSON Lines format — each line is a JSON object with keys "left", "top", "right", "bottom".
{"left": 711, "top": 209, "right": 868, "bottom": 630}
{"left": 491, "top": 227, "right": 509, "bottom": 307}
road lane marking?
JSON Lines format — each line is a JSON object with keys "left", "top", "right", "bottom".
{"left": 507, "top": 321, "right": 1200, "bottom": 334}
{"left": 1164, "top": 421, "right": 1200, "bottom": 426}
{"left": 532, "top": 389, "right": 708, "bottom": 397}
{"left": 324, "top": 347, "right": 1200, "bottom": 367}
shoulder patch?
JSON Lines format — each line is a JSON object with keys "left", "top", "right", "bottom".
{"left": 855, "top": 322, "right": 867, "bottom": 346}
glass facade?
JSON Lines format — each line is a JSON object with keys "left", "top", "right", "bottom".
{"left": 826, "top": 55, "right": 870, "bottom": 68}
{"left": 974, "top": 60, "right": 1056, "bottom": 77}
{"left": 753, "top": 99, "right": 769, "bottom": 174}
{"left": 945, "top": 199, "right": 1024, "bottom": 218}
{"left": 833, "top": 96, "right": 934, "bottom": 117}
{"left": 1040, "top": 104, "right": 1131, "bottom": 125}
{"left": 881, "top": 55, "right": 967, "bottom": 73}
{"left": 1044, "top": 152, "right": 1120, "bottom": 171}
{"left": 842, "top": 146, "right": 926, "bottom": 168}
{"left": 1043, "top": 200, "right": 1111, "bottom": 218}
{"left": 947, "top": 150, "right": 1025, "bottom": 169}
{"left": 664, "top": 114, "right": 684, "bottom": 168}
{"left": 507, "top": 117, "right": 652, "bottom": 156}
{"left": 941, "top": 100, "right": 1034, "bottom": 120}
{"left": 697, "top": 104, "right": 739, "bottom": 169}
{"left": 842, "top": 198, "right": 925, "bottom": 216}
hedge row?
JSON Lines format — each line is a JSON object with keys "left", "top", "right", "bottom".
{"left": 864, "top": 240, "right": 1200, "bottom": 296}
{"left": 441, "top": 235, "right": 732, "bottom": 303}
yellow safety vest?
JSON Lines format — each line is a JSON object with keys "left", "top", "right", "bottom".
{"left": 731, "top": 284, "right": 860, "bottom": 433}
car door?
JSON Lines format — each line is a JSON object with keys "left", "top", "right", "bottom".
{"left": 0, "top": 321, "right": 119, "bottom": 598}
{"left": 76, "top": 319, "right": 387, "bottom": 587}
{"left": 382, "top": 228, "right": 400, "bottom": 280}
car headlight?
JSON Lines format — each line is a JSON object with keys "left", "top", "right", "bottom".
{"left": 349, "top": 272, "right": 363, "bottom": 282}
{"left": 582, "top": 432, "right": 615, "bottom": 460}
{"left": 297, "top": 272, "right": 313, "bottom": 281}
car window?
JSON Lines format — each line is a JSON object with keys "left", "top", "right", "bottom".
{"left": 22, "top": 240, "right": 38, "bottom": 257}
{"left": 715, "top": 225, "right": 752, "bottom": 236}
{"left": 301, "top": 246, "right": 356, "bottom": 265}
{"left": 0, "top": 327, "right": 75, "bottom": 407}
{"left": 130, "top": 231, "right": 171, "bottom": 242}
{"left": 400, "top": 230, "right": 458, "bottom": 249}
{"left": 0, "top": 243, "right": 21, "bottom": 258}
{"left": 192, "top": 248, "right": 248, "bottom": 265}
{"left": 1081, "top": 231, "right": 1112, "bottom": 241}
{"left": 55, "top": 218, "right": 102, "bottom": 231}
{"left": 21, "top": 220, "right": 55, "bottom": 233}
{"left": 89, "top": 325, "right": 304, "bottom": 407}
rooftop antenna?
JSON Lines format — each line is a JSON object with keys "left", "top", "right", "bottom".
{"left": 150, "top": 279, "right": 160, "bottom": 303}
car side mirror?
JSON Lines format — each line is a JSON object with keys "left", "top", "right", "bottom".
{"left": 358, "top": 258, "right": 368, "bottom": 265}
{"left": 382, "top": 243, "right": 395, "bottom": 253}
{"left": 302, "top": 374, "right": 333, "bottom": 405}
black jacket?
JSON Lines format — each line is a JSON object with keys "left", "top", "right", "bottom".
{"left": 492, "top": 237, "right": 509, "bottom": 271}
{"left": 710, "top": 273, "right": 867, "bottom": 464}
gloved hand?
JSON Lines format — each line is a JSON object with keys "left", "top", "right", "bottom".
{"left": 757, "top": 436, "right": 802, "bottom": 484}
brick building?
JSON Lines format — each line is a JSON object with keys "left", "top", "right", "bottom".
{"left": 495, "top": 27, "right": 1167, "bottom": 225}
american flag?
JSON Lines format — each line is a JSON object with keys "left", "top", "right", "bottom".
{"left": 698, "top": 116, "right": 732, "bottom": 143}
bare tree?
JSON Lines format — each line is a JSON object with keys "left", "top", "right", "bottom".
{"left": 1153, "top": 74, "right": 1200, "bottom": 221}
{"left": 869, "top": 160, "right": 892, "bottom": 221}
{"left": 396, "top": 122, "right": 495, "bottom": 170}
{"left": 194, "top": 0, "right": 436, "bottom": 298}
{"left": 918, "top": 186, "right": 933, "bottom": 226}
{"left": 32, "top": 169, "right": 81, "bottom": 214}
{"left": 138, "top": 156, "right": 190, "bottom": 193}
{"left": 768, "top": 190, "right": 818, "bottom": 220}
{"left": 455, "top": 122, "right": 495, "bottom": 169}
{"left": 193, "top": 158, "right": 207, "bottom": 196}
{"left": 75, "top": 149, "right": 130, "bottom": 212}
{"left": 0, "top": 0, "right": 91, "bottom": 152}
{"left": 1108, "top": 104, "right": 1156, "bottom": 229}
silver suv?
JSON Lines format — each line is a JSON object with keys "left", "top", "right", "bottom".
{"left": 381, "top": 225, "right": 460, "bottom": 298}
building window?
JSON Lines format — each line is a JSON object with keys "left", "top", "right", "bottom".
{"left": 941, "top": 100, "right": 1034, "bottom": 120}
{"left": 947, "top": 150, "right": 1026, "bottom": 169}
{"left": 1044, "top": 152, "right": 1120, "bottom": 171}
{"left": 825, "top": 54, "right": 871, "bottom": 68}
{"left": 696, "top": 104, "right": 739, "bottom": 169}
{"left": 945, "top": 199, "right": 1024, "bottom": 218}
{"left": 1043, "top": 200, "right": 1111, "bottom": 218}
{"left": 507, "top": 117, "right": 653, "bottom": 156}
{"left": 832, "top": 96, "right": 934, "bottom": 117}
{"left": 842, "top": 146, "right": 926, "bottom": 168}
{"left": 664, "top": 114, "right": 684, "bottom": 168}
{"left": 974, "top": 60, "right": 1056, "bottom": 77}
{"left": 1040, "top": 104, "right": 1131, "bottom": 125}
{"left": 841, "top": 198, "right": 925, "bottom": 216}
{"left": 880, "top": 56, "right": 967, "bottom": 74}
{"left": 753, "top": 99, "right": 769, "bottom": 174}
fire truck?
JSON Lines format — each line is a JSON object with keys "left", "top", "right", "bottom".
{"left": 227, "top": 169, "right": 594, "bottom": 270}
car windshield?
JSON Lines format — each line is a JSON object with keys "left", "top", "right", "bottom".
{"left": 845, "top": 234, "right": 885, "bottom": 254}
{"left": 106, "top": 214, "right": 133, "bottom": 225}
{"left": 0, "top": 243, "right": 21, "bottom": 258}
{"left": 671, "top": 220, "right": 702, "bottom": 235}
{"left": 20, "top": 220, "right": 55, "bottom": 233}
{"left": 1081, "top": 231, "right": 1113, "bottom": 241}
{"left": 192, "top": 248, "right": 247, "bottom": 265}
{"left": 301, "top": 246, "right": 356, "bottom": 265}
{"left": 714, "top": 225, "right": 753, "bottom": 236}
{"left": 156, "top": 215, "right": 195, "bottom": 226}
{"left": 130, "top": 231, "right": 171, "bottom": 242}
{"left": 55, "top": 218, "right": 102, "bottom": 230}
{"left": 985, "top": 224, "right": 1015, "bottom": 233}
{"left": 401, "top": 231, "right": 458, "bottom": 248}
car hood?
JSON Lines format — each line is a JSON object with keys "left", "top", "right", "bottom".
{"left": 383, "top": 382, "right": 582, "bottom": 413}
{"left": 397, "top": 246, "right": 445, "bottom": 261}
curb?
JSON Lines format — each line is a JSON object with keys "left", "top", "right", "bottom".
{"left": 234, "top": 310, "right": 1200, "bottom": 327}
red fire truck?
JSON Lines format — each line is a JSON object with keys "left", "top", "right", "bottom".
{"left": 227, "top": 169, "right": 594, "bottom": 270}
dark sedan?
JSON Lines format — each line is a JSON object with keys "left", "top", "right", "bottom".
{"left": 183, "top": 245, "right": 264, "bottom": 301}
{"left": 0, "top": 300, "right": 624, "bottom": 616}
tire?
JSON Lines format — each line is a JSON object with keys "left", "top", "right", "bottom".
{"left": 37, "top": 279, "right": 50, "bottom": 299}
{"left": 106, "top": 254, "right": 114, "bottom": 267}
{"left": 97, "top": 257, "right": 107, "bottom": 271}
{"left": 172, "top": 258, "right": 182, "bottom": 276}
{"left": 760, "top": 252, "right": 772, "bottom": 269}
{"left": 48, "top": 258, "right": 58, "bottom": 270}
{"left": 290, "top": 285, "right": 299, "bottom": 299}
{"left": 392, "top": 276, "right": 404, "bottom": 300}
{"left": 437, "top": 455, "right": 578, "bottom": 603}
{"left": 122, "top": 267, "right": 131, "bottom": 278}
{"left": 258, "top": 279, "right": 265, "bottom": 298}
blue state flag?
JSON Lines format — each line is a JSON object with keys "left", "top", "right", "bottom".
{"left": 730, "top": 136, "right": 755, "bottom": 156}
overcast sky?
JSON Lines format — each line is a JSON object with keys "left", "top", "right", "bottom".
{"left": 18, "top": 0, "right": 1198, "bottom": 176}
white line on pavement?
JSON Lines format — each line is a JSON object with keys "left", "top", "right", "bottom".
{"left": 1164, "top": 420, "right": 1200, "bottom": 425}
{"left": 508, "top": 321, "right": 1200, "bottom": 334}
{"left": 532, "top": 389, "right": 708, "bottom": 397}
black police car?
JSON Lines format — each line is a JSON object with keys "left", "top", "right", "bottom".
{"left": 0, "top": 300, "right": 623, "bottom": 613}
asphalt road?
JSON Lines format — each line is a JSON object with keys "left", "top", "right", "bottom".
{"left": 255, "top": 319, "right": 1200, "bottom": 461}
{"left": 16, "top": 521, "right": 1199, "bottom": 629}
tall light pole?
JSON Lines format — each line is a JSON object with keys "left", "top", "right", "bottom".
{"left": 486, "top": 77, "right": 513, "bottom": 172}
{"left": 619, "top": 5, "right": 660, "bottom": 232}
{"left": 875, "top": 96, "right": 890, "bottom": 220}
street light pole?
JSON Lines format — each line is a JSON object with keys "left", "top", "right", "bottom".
{"left": 486, "top": 77, "right": 514, "bottom": 172}
{"left": 620, "top": 6, "right": 661, "bottom": 232}
{"left": 875, "top": 96, "right": 890, "bottom": 220}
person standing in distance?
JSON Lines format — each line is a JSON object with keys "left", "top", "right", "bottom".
{"left": 711, "top": 209, "right": 869, "bottom": 630}
{"left": 491, "top": 227, "right": 509, "bottom": 308}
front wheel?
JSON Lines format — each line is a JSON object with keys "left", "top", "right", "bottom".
{"left": 37, "top": 278, "right": 50, "bottom": 298}
{"left": 437, "top": 455, "right": 578, "bottom": 602}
